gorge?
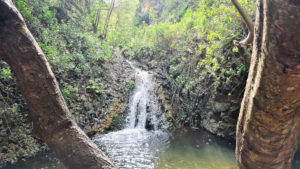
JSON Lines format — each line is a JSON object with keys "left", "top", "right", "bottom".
{"left": 0, "top": 0, "right": 299, "bottom": 168}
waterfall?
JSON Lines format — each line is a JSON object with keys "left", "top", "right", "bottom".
{"left": 93, "top": 61, "right": 168, "bottom": 169}
{"left": 125, "top": 62, "right": 162, "bottom": 130}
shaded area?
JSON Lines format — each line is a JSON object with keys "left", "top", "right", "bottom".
{"left": 4, "top": 152, "right": 64, "bottom": 169}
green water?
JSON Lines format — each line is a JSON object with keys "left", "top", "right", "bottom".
{"left": 3, "top": 128, "right": 300, "bottom": 169}
{"left": 156, "top": 146, "right": 236, "bottom": 169}
{"left": 155, "top": 129, "right": 236, "bottom": 169}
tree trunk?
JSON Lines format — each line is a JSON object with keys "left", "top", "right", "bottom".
{"left": 0, "top": 1, "right": 118, "bottom": 169}
{"left": 236, "top": 0, "right": 300, "bottom": 169}
{"left": 102, "top": 0, "right": 115, "bottom": 39}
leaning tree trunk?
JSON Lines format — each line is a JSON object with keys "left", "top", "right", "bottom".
{"left": 236, "top": 0, "right": 300, "bottom": 169}
{"left": 0, "top": 1, "right": 118, "bottom": 169}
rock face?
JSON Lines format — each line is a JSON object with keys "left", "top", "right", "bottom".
{"left": 139, "top": 0, "right": 163, "bottom": 14}
{"left": 129, "top": 47, "right": 247, "bottom": 139}
{"left": 77, "top": 55, "right": 135, "bottom": 135}
{"left": 135, "top": 0, "right": 196, "bottom": 25}
{"left": 135, "top": 0, "right": 165, "bottom": 25}
{"left": 137, "top": 0, "right": 164, "bottom": 21}
{"left": 200, "top": 92, "right": 240, "bottom": 137}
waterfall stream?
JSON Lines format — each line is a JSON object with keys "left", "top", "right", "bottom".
{"left": 93, "top": 62, "right": 169, "bottom": 169}
{"left": 125, "top": 62, "right": 163, "bottom": 130}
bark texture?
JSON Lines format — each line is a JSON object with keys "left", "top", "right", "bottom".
{"left": 0, "top": 1, "right": 118, "bottom": 168}
{"left": 236, "top": 0, "right": 300, "bottom": 169}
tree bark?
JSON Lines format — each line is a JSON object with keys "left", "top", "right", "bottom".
{"left": 236, "top": 0, "right": 300, "bottom": 169}
{"left": 0, "top": 1, "right": 118, "bottom": 169}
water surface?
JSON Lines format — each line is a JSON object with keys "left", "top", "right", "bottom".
{"left": 4, "top": 128, "right": 300, "bottom": 169}
{"left": 155, "top": 129, "right": 236, "bottom": 169}
{"left": 4, "top": 129, "right": 237, "bottom": 169}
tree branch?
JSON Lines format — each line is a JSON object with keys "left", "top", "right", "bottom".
{"left": 231, "top": 0, "right": 254, "bottom": 69}
{"left": 231, "top": 0, "right": 254, "bottom": 45}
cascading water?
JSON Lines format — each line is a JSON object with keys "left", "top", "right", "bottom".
{"left": 125, "top": 62, "right": 163, "bottom": 130}
{"left": 93, "top": 61, "right": 169, "bottom": 169}
{"left": 126, "top": 69, "right": 150, "bottom": 129}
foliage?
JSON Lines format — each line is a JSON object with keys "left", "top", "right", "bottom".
{"left": 160, "top": 0, "right": 193, "bottom": 22}
{"left": 0, "top": 68, "right": 12, "bottom": 80}
{"left": 86, "top": 79, "right": 102, "bottom": 94}
{"left": 127, "top": 0, "right": 254, "bottom": 127}
{"left": 12, "top": 0, "right": 116, "bottom": 105}
{"left": 1, "top": 0, "right": 137, "bottom": 165}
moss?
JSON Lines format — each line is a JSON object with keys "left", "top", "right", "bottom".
{"left": 101, "top": 100, "right": 127, "bottom": 133}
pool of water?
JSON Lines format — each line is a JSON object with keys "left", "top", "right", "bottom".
{"left": 3, "top": 128, "right": 300, "bottom": 169}
{"left": 3, "top": 129, "right": 235, "bottom": 169}
{"left": 155, "top": 129, "right": 236, "bottom": 169}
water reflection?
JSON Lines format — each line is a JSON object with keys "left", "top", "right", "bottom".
{"left": 155, "top": 129, "right": 236, "bottom": 169}
{"left": 4, "top": 129, "right": 300, "bottom": 169}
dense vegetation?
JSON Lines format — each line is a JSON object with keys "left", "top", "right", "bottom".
{"left": 0, "top": 0, "right": 137, "bottom": 164}
{"left": 130, "top": 0, "right": 254, "bottom": 136}
{"left": 0, "top": 0, "right": 255, "bottom": 166}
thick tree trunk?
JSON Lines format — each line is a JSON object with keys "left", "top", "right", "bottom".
{"left": 0, "top": 1, "right": 118, "bottom": 169}
{"left": 236, "top": 0, "right": 300, "bottom": 169}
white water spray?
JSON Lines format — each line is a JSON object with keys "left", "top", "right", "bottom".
{"left": 93, "top": 61, "right": 168, "bottom": 169}
{"left": 125, "top": 63, "right": 161, "bottom": 130}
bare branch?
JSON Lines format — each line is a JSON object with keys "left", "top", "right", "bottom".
{"left": 231, "top": 0, "right": 254, "bottom": 45}
{"left": 231, "top": 0, "right": 254, "bottom": 69}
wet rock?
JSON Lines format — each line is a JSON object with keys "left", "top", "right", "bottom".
{"left": 131, "top": 46, "right": 246, "bottom": 139}
{"left": 145, "top": 117, "right": 155, "bottom": 130}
